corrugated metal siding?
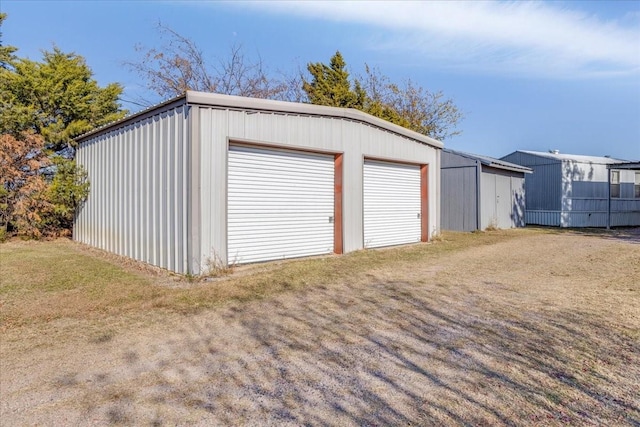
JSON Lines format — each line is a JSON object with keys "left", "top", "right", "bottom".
{"left": 75, "top": 105, "right": 190, "bottom": 273}
{"left": 441, "top": 166, "right": 477, "bottom": 231}
{"left": 479, "top": 167, "right": 527, "bottom": 229}
{"left": 441, "top": 150, "right": 477, "bottom": 168}
{"left": 501, "top": 152, "right": 562, "bottom": 211}
{"left": 75, "top": 95, "right": 445, "bottom": 272}
{"left": 197, "top": 107, "right": 439, "bottom": 268}
{"left": 610, "top": 197, "right": 640, "bottom": 226}
{"left": 363, "top": 160, "right": 421, "bottom": 248}
{"left": 611, "top": 212, "right": 640, "bottom": 226}
{"left": 560, "top": 162, "right": 639, "bottom": 227}
{"left": 227, "top": 145, "right": 334, "bottom": 264}
{"left": 511, "top": 176, "right": 526, "bottom": 227}
{"left": 480, "top": 171, "right": 497, "bottom": 229}
{"left": 441, "top": 150, "right": 478, "bottom": 232}
{"left": 526, "top": 209, "right": 640, "bottom": 227}
{"left": 525, "top": 210, "right": 561, "bottom": 226}
{"left": 441, "top": 153, "right": 527, "bottom": 231}
{"left": 506, "top": 152, "right": 640, "bottom": 227}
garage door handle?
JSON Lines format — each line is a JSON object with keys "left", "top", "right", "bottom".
{"left": 417, "top": 213, "right": 421, "bottom": 219}
{"left": 329, "top": 216, "right": 334, "bottom": 223}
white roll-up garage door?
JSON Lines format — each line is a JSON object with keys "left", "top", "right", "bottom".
{"left": 363, "top": 159, "right": 421, "bottom": 248}
{"left": 228, "top": 145, "right": 334, "bottom": 264}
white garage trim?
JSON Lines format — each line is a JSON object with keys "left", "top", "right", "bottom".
{"left": 227, "top": 145, "right": 336, "bottom": 264}
{"left": 363, "top": 159, "right": 424, "bottom": 248}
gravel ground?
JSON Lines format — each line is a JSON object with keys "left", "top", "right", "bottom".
{"left": 1, "top": 230, "right": 639, "bottom": 426}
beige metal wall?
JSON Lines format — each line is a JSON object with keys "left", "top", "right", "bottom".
{"left": 196, "top": 106, "right": 441, "bottom": 269}
{"left": 75, "top": 104, "right": 191, "bottom": 273}
{"left": 75, "top": 92, "right": 442, "bottom": 274}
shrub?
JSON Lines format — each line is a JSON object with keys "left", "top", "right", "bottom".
{"left": 47, "top": 157, "right": 90, "bottom": 233}
{"left": 0, "top": 132, "right": 89, "bottom": 239}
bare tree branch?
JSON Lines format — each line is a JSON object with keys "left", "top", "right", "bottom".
{"left": 125, "top": 24, "right": 301, "bottom": 107}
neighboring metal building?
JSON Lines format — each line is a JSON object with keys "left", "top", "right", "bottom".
{"left": 501, "top": 150, "right": 640, "bottom": 227}
{"left": 441, "top": 149, "right": 531, "bottom": 231}
{"left": 74, "top": 91, "right": 443, "bottom": 274}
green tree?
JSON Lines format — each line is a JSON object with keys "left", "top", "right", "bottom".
{"left": 303, "top": 53, "right": 463, "bottom": 140}
{"left": 302, "top": 51, "right": 363, "bottom": 108}
{"left": 0, "top": 14, "right": 114, "bottom": 238}
{"left": 1, "top": 45, "right": 126, "bottom": 153}
{"left": 47, "top": 156, "right": 90, "bottom": 233}
{"left": 0, "top": 13, "right": 17, "bottom": 69}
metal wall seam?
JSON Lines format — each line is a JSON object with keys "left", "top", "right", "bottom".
{"left": 187, "top": 105, "right": 200, "bottom": 275}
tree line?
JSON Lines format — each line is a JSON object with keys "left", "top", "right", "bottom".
{"left": 0, "top": 15, "right": 462, "bottom": 240}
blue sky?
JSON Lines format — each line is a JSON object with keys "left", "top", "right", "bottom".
{"left": 3, "top": 0, "right": 639, "bottom": 160}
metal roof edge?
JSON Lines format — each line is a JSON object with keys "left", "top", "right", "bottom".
{"left": 444, "top": 148, "right": 532, "bottom": 173}
{"left": 607, "top": 162, "right": 640, "bottom": 170}
{"left": 75, "top": 94, "right": 188, "bottom": 142}
{"left": 509, "top": 150, "right": 563, "bottom": 163}
{"left": 185, "top": 91, "right": 444, "bottom": 149}
{"left": 515, "top": 150, "right": 628, "bottom": 164}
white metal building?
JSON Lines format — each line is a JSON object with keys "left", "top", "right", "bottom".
{"left": 441, "top": 149, "right": 531, "bottom": 231}
{"left": 74, "top": 91, "right": 443, "bottom": 274}
{"left": 501, "top": 150, "right": 640, "bottom": 227}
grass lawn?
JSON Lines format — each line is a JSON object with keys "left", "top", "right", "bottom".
{"left": 1, "top": 228, "right": 639, "bottom": 426}
{"left": 0, "top": 230, "right": 525, "bottom": 332}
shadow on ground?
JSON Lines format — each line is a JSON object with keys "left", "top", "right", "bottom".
{"left": 73, "top": 277, "right": 639, "bottom": 426}
{"left": 528, "top": 226, "right": 640, "bottom": 245}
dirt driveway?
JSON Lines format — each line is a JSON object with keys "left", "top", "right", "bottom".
{"left": 1, "top": 229, "right": 639, "bottom": 426}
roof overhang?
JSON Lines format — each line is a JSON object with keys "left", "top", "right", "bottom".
{"left": 444, "top": 149, "right": 532, "bottom": 174}
{"left": 607, "top": 162, "right": 640, "bottom": 170}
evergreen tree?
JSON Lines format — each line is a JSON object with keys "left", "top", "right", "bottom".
{"left": 0, "top": 13, "right": 17, "bottom": 69}
{"left": 0, "top": 14, "right": 123, "bottom": 237}
{"left": 302, "top": 51, "right": 361, "bottom": 108}
{"left": 0, "top": 43, "right": 126, "bottom": 153}
{"left": 303, "top": 53, "right": 463, "bottom": 141}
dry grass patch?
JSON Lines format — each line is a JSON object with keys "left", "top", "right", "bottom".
{"left": 1, "top": 228, "right": 639, "bottom": 426}
{"left": 0, "top": 229, "right": 526, "bottom": 333}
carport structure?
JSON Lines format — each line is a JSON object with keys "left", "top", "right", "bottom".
{"left": 607, "top": 161, "right": 640, "bottom": 229}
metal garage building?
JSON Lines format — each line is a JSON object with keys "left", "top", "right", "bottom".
{"left": 74, "top": 91, "right": 442, "bottom": 274}
{"left": 441, "top": 149, "right": 531, "bottom": 231}
{"left": 501, "top": 150, "right": 640, "bottom": 227}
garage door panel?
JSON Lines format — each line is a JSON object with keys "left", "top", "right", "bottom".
{"left": 228, "top": 145, "right": 334, "bottom": 265}
{"left": 363, "top": 160, "right": 421, "bottom": 248}
{"left": 228, "top": 171, "right": 332, "bottom": 185}
{"left": 228, "top": 193, "right": 333, "bottom": 201}
{"left": 227, "top": 224, "right": 334, "bottom": 234}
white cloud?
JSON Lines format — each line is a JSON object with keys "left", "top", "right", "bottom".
{"left": 236, "top": 1, "right": 640, "bottom": 79}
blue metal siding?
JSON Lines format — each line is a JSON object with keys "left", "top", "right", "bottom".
{"left": 501, "top": 152, "right": 562, "bottom": 212}
{"left": 502, "top": 151, "right": 640, "bottom": 227}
